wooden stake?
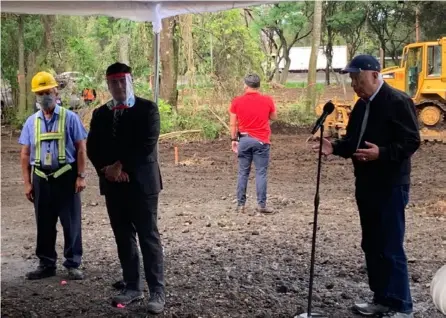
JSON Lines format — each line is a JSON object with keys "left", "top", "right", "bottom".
{"left": 174, "top": 146, "right": 179, "bottom": 165}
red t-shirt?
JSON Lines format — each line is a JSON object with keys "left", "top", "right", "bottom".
{"left": 229, "top": 91, "right": 276, "bottom": 144}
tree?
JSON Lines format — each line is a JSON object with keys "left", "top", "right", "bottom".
{"left": 18, "top": 15, "right": 27, "bottom": 120}
{"left": 419, "top": 1, "right": 446, "bottom": 40}
{"left": 367, "top": 1, "right": 415, "bottom": 67}
{"left": 306, "top": 0, "right": 322, "bottom": 112}
{"left": 250, "top": 2, "right": 313, "bottom": 84}
{"left": 326, "top": 2, "right": 369, "bottom": 61}
{"left": 321, "top": 1, "right": 337, "bottom": 85}
{"left": 160, "top": 16, "right": 179, "bottom": 110}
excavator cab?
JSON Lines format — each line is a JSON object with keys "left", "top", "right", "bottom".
{"left": 405, "top": 46, "right": 422, "bottom": 97}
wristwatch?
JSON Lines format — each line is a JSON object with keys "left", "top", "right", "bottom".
{"left": 231, "top": 138, "right": 238, "bottom": 141}
{"left": 78, "top": 172, "right": 86, "bottom": 179}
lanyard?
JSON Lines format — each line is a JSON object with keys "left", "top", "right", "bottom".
{"left": 41, "top": 111, "right": 54, "bottom": 153}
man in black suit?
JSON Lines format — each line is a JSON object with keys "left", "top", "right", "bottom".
{"left": 86, "top": 62, "right": 165, "bottom": 314}
{"left": 315, "top": 55, "right": 420, "bottom": 318}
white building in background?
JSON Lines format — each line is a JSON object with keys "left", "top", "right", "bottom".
{"left": 277, "top": 45, "right": 348, "bottom": 73}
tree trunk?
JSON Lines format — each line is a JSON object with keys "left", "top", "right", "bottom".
{"left": 180, "top": 14, "right": 194, "bottom": 86}
{"left": 306, "top": 0, "right": 323, "bottom": 113}
{"left": 280, "top": 51, "right": 291, "bottom": 84}
{"left": 380, "top": 42, "right": 386, "bottom": 69}
{"left": 41, "top": 15, "right": 54, "bottom": 67}
{"left": 325, "top": 31, "right": 333, "bottom": 86}
{"left": 18, "top": 15, "right": 27, "bottom": 122}
{"left": 26, "top": 52, "right": 36, "bottom": 113}
{"left": 118, "top": 34, "right": 130, "bottom": 65}
{"left": 160, "top": 16, "right": 178, "bottom": 110}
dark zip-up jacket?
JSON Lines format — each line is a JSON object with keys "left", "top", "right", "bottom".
{"left": 332, "top": 82, "right": 420, "bottom": 186}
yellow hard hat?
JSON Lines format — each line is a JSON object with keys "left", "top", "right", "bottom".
{"left": 31, "top": 71, "right": 58, "bottom": 93}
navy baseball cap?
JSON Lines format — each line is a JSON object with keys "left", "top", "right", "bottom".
{"left": 340, "top": 54, "right": 381, "bottom": 74}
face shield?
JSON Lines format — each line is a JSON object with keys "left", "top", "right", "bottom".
{"left": 106, "top": 72, "right": 135, "bottom": 108}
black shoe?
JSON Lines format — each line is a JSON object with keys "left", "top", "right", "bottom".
{"left": 147, "top": 291, "right": 165, "bottom": 314}
{"left": 112, "top": 280, "right": 126, "bottom": 290}
{"left": 353, "top": 301, "right": 390, "bottom": 316}
{"left": 67, "top": 268, "right": 84, "bottom": 280}
{"left": 26, "top": 266, "right": 56, "bottom": 280}
{"left": 112, "top": 289, "right": 144, "bottom": 306}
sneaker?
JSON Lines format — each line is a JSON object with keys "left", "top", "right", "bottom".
{"left": 112, "top": 289, "right": 144, "bottom": 307}
{"left": 256, "top": 206, "right": 274, "bottom": 214}
{"left": 353, "top": 301, "right": 389, "bottom": 316}
{"left": 112, "top": 279, "right": 126, "bottom": 290}
{"left": 147, "top": 291, "right": 165, "bottom": 314}
{"left": 236, "top": 205, "right": 245, "bottom": 213}
{"left": 26, "top": 266, "right": 56, "bottom": 280}
{"left": 383, "top": 312, "right": 414, "bottom": 318}
{"left": 67, "top": 268, "right": 84, "bottom": 280}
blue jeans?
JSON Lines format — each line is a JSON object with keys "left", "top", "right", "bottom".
{"left": 237, "top": 136, "right": 270, "bottom": 208}
{"left": 355, "top": 183, "right": 413, "bottom": 313}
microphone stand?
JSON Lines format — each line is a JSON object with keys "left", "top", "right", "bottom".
{"left": 295, "top": 125, "right": 327, "bottom": 318}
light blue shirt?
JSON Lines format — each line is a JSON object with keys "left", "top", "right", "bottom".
{"left": 18, "top": 106, "right": 88, "bottom": 170}
{"left": 368, "top": 79, "right": 384, "bottom": 102}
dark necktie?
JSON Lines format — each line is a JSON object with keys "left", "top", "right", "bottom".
{"left": 356, "top": 100, "right": 370, "bottom": 151}
{"left": 112, "top": 104, "right": 128, "bottom": 138}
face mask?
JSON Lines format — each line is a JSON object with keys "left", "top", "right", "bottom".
{"left": 36, "top": 94, "right": 55, "bottom": 110}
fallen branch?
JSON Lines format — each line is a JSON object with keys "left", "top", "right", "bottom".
{"left": 208, "top": 106, "right": 230, "bottom": 131}
{"left": 159, "top": 129, "right": 202, "bottom": 140}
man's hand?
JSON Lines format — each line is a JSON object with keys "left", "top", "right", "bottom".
{"left": 116, "top": 171, "right": 130, "bottom": 183}
{"left": 312, "top": 138, "right": 333, "bottom": 156}
{"left": 353, "top": 141, "right": 379, "bottom": 162}
{"left": 75, "top": 177, "right": 86, "bottom": 193}
{"left": 24, "top": 182, "right": 34, "bottom": 202}
{"left": 101, "top": 161, "right": 122, "bottom": 182}
{"left": 231, "top": 141, "right": 238, "bottom": 154}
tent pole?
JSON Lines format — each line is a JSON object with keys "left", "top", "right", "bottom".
{"left": 154, "top": 31, "right": 161, "bottom": 160}
{"left": 154, "top": 31, "right": 161, "bottom": 105}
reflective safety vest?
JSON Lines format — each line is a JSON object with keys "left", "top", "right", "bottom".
{"left": 33, "top": 107, "right": 72, "bottom": 180}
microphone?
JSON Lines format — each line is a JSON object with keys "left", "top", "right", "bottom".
{"left": 311, "top": 101, "right": 335, "bottom": 135}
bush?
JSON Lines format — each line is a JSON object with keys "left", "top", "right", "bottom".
{"left": 158, "top": 100, "right": 223, "bottom": 140}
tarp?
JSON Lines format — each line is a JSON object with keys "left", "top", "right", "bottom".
{"left": 1, "top": 1, "right": 270, "bottom": 32}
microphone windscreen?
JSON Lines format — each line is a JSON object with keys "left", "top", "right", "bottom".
{"left": 323, "top": 101, "right": 335, "bottom": 114}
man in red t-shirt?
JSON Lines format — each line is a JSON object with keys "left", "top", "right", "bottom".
{"left": 229, "top": 74, "right": 277, "bottom": 214}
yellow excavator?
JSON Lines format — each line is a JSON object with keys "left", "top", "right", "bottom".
{"left": 316, "top": 37, "right": 446, "bottom": 143}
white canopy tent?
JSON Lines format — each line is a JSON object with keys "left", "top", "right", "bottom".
{"left": 2, "top": 0, "right": 273, "bottom": 104}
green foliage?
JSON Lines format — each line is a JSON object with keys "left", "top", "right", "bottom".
{"left": 192, "top": 10, "right": 265, "bottom": 85}
{"left": 158, "top": 99, "right": 175, "bottom": 134}
{"left": 367, "top": 1, "right": 417, "bottom": 62}
{"left": 1, "top": 2, "right": 446, "bottom": 136}
{"left": 420, "top": 2, "right": 446, "bottom": 40}
{"left": 158, "top": 99, "right": 222, "bottom": 139}
{"left": 277, "top": 102, "right": 316, "bottom": 126}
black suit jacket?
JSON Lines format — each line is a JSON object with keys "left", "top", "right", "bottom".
{"left": 332, "top": 82, "right": 420, "bottom": 186}
{"left": 86, "top": 96, "right": 163, "bottom": 196}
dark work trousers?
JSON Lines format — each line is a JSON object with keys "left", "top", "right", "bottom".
{"left": 32, "top": 167, "right": 82, "bottom": 269}
{"left": 355, "top": 182, "right": 413, "bottom": 313}
{"left": 105, "top": 185, "right": 164, "bottom": 293}
{"left": 237, "top": 136, "right": 271, "bottom": 208}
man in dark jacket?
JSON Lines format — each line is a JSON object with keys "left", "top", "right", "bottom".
{"left": 315, "top": 55, "right": 420, "bottom": 318}
{"left": 86, "top": 62, "right": 164, "bottom": 314}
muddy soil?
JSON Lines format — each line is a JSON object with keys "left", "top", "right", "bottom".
{"left": 1, "top": 128, "right": 445, "bottom": 318}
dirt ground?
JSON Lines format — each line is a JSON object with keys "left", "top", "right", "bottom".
{"left": 1, "top": 126, "right": 445, "bottom": 318}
